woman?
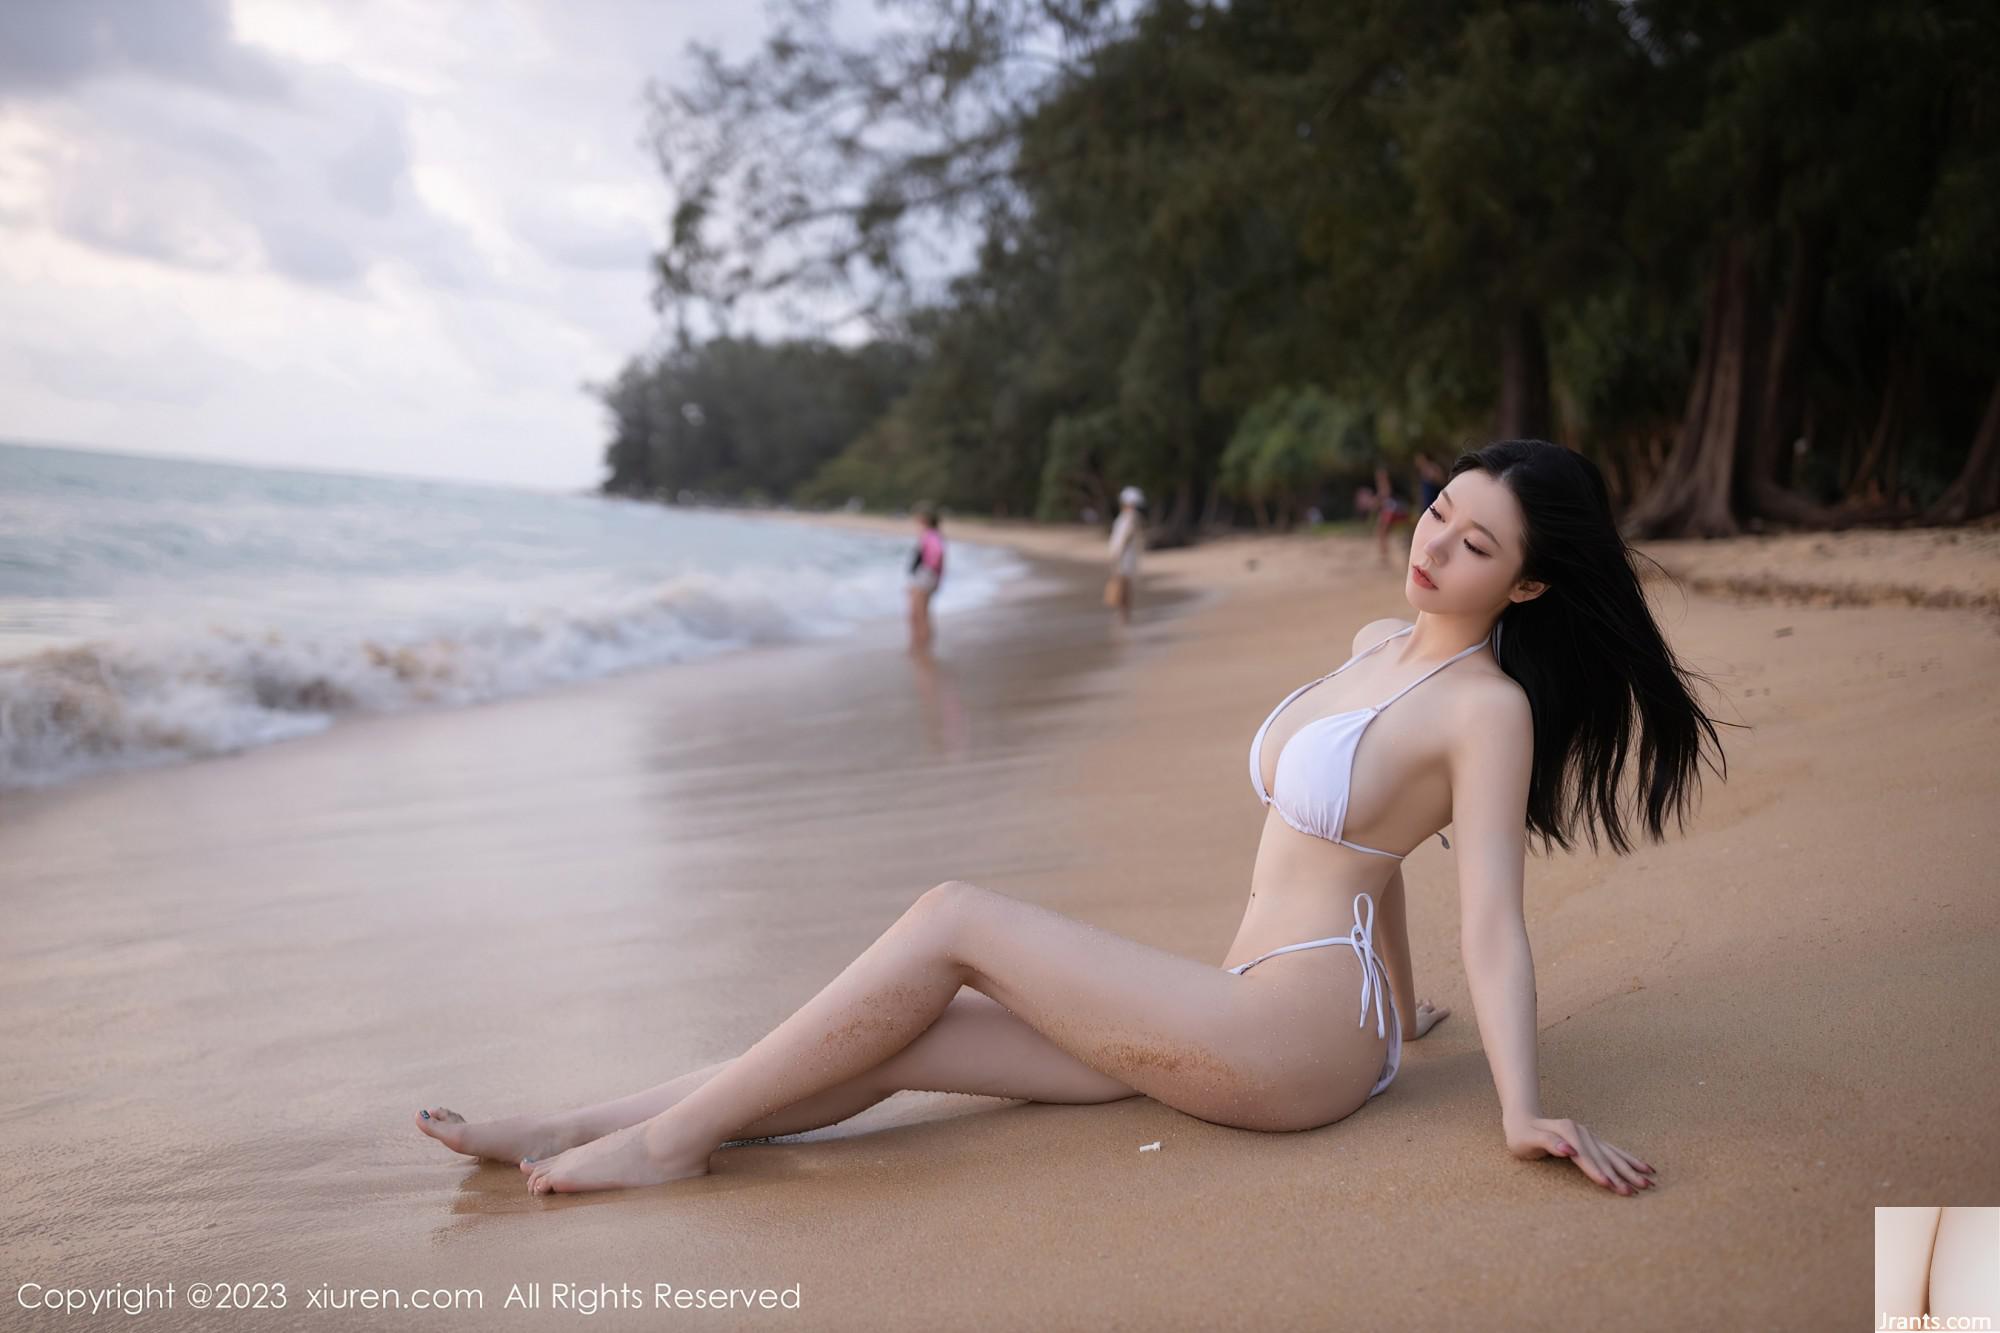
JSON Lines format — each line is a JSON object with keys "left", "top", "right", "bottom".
{"left": 1372, "top": 461, "right": 1415, "bottom": 565}
{"left": 1416, "top": 451, "right": 1447, "bottom": 511}
{"left": 905, "top": 501, "right": 946, "bottom": 649}
{"left": 1105, "top": 485, "right": 1145, "bottom": 624}
{"left": 416, "top": 440, "right": 1726, "bottom": 1198}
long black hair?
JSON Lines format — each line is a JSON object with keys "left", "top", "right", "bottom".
{"left": 1448, "top": 440, "right": 1734, "bottom": 856}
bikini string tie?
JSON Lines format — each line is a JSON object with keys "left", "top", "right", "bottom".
{"left": 1350, "top": 892, "right": 1389, "bottom": 1039}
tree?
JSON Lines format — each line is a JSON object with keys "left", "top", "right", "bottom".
{"left": 1217, "top": 386, "right": 1374, "bottom": 529}
{"left": 1620, "top": 0, "right": 1999, "bottom": 536}
{"left": 645, "top": 0, "right": 1131, "bottom": 340}
{"left": 607, "top": 0, "right": 2000, "bottom": 535}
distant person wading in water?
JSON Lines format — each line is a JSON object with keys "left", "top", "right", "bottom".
{"left": 417, "top": 440, "right": 1725, "bottom": 1200}
{"left": 905, "top": 502, "right": 945, "bottom": 650}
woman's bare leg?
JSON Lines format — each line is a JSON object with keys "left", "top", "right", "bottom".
{"left": 554, "top": 990, "right": 1136, "bottom": 1157}
{"left": 524, "top": 881, "right": 1344, "bottom": 1195}
{"left": 417, "top": 991, "right": 1139, "bottom": 1165}
{"left": 416, "top": 1062, "right": 729, "bottom": 1163}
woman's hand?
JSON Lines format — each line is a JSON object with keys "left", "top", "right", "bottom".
{"left": 1409, "top": 998, "right": 1450, "bottom": 1040}
{"left": 1505, "top": 1113, "right": 1656, "bottom": 1195}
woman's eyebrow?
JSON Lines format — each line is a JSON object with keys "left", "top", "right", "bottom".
{"left": 1437, "top": 493, "right": 1503, "bottom": 547}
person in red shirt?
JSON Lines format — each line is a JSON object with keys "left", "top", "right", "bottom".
{"left": 1371, "top": 461, "right": 1415, "bottom": 566}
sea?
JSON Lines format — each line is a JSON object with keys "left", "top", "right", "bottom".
{"left": 0, "top": 440, "right": 1026, "bottom": 791}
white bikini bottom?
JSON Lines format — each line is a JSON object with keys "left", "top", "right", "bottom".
{"left": 1225, "top": 890, "right": 1403, "bottom": 1098}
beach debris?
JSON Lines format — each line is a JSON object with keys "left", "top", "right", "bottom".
{"left": 1774, "top": 626, "right": 1794, "bottom": 637}
{"left": 1139, "top": 1141, "right": 1161, "bottom": 1153}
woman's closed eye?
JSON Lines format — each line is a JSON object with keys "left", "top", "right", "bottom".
{"left": 1426, "top": 504, "right": 1491, "bottom": 558}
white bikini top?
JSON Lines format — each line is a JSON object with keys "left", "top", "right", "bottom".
{"left": 1248, "top": 626, "right": 1491, "bottom": 858}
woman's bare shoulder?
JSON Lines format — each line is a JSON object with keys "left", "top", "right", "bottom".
{"left": 1349, "top": 617, "right": 1413, "bottom": 656}
{"left": 1446, "top": 666, "right": 1533, "bottom": 750}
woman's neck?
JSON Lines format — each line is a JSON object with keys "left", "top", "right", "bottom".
{"left": 1402, "top": 612, "right": 1495, "bottom": 663}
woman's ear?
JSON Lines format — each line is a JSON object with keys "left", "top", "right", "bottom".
{"left": 1509, "top": 579, "right": 1549, "bottom": 605}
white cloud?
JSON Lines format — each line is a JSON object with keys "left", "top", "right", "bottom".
{"left": 0, "top": 0, "right": 775, "bottom": 491}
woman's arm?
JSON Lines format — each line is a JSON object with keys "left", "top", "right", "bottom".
{"left": 1449, "top": 684, "right": 1655, "bottom": 1194}
{"left": 1447, "top": 685, "right": 1544, "bottom": 1126}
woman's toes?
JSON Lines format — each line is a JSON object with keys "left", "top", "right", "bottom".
{"left": 415, "top": 1107, "right": 476, "bottom": 1152}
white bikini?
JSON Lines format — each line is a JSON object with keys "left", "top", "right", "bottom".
{"left": 1231, "top": 625, "right": 1493, "bottom": 1098}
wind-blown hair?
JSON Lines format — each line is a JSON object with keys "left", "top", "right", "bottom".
{"left": 1448, "top": 440, "right": 1733, "bottom": 855}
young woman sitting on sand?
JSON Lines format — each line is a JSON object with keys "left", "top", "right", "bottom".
{"left": 418, "top": 438, "right": 1727, "bottom": 1198}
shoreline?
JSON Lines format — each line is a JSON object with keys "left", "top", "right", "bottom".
{"left": 0, "top": 515, "right": 1107, "bottom": 801}
{"left": 21, "top": 499, "right": 1992, "bottom": 802}
{"left": 731, "top": 501, "right": 2000, "bottom": 620}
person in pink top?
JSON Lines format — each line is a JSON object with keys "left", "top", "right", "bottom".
{"left": 905, "top": 501, "right": 945, "bottom": 649}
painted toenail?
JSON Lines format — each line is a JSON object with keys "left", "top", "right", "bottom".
{"left": 421, "top": 1110, "right": 430, "bottom": 1119}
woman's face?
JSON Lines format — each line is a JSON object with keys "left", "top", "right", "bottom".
{"left": 1404, "top": 469, "right": 1545, "bottom": 615}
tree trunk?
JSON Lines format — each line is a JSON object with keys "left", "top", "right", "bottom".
{"left": 1156, "top": 273, "right": 1204, "bottom": 546}
{"left": 1619, "top": 263, "right": 1720, "bottom": 537}
{"left": 1618, "top": 429, "right": 1671, "bottom": 507}
{"left": 1845, "top": 344, "right": 1908, "bottom": 502}
{"left": 1622, "top": 237, "right": 1755, "bottom": 539}
{"left": 1497, "top": 306, "right": 1553, "bottom": 441}
{"left": 1926, "top": 379, "right": 2000, "bottom": 522}
{"left": 1199, "top": 482, "right": 1224, "bottom": 533}
{"left": 1746, "top": 226, "right": 1813, "bottom": 488}
{"left": 1743, "top": 226, "right": 1844, "bottom": 527}
{"left": 1160, "top": 475, "right": 1196, "bottom": 543}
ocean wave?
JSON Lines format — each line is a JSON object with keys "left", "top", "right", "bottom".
{"left": 0, "top": 556, "right": 1018, "bottom": 791}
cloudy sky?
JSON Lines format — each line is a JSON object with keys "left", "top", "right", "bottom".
{"left": 0, "top": 0, "right": 803, "bottom": 492}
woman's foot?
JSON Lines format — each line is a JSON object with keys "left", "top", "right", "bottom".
{"left": 414, "top": 1106, "right": 597, "bottom": 1164}
{"left": 523, "top": 1118, "right": 711, "bottom": 1196}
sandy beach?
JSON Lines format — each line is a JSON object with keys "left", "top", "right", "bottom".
{"left": 3, "top": 515, "right": 1997, "bottom": 1331}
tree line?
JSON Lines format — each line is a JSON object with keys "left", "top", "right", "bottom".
{"left": 597, "top": 0, "right": 1999, "bottom": 541}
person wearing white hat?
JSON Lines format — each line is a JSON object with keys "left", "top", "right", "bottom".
{"left": 1105, "top": 486, "right": 1146, "bottom": 623}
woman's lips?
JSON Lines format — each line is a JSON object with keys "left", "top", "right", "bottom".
{"left": 1411, "top": 564, "right": 1437, "bottom": 590}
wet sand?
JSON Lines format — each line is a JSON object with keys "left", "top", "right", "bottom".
{"left": 2, "top": 519, "right": 1996, "bottom": 1331}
